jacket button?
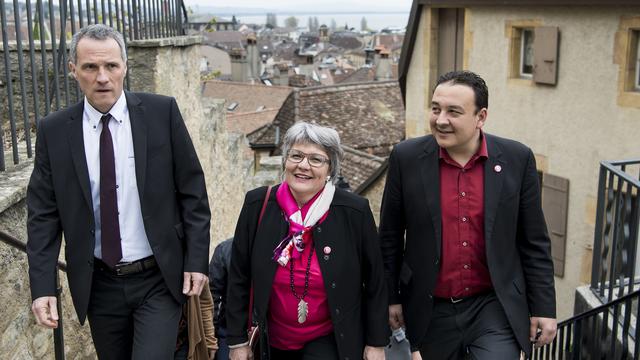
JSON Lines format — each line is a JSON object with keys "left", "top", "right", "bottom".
{"left": 335, "top": 308, "right": 340, "bottom": 315}
{"left": 323, "top": 255, "right": 330, "bottom": 261}
{"left": 435, "top": 259, "right": 439, "bottom": 265}
{"left": 331, "top": 282, "right": 336, "bottom": 288}
{"left": 89, "top": 229, "right": 95, "bottom": 235}
{"left": 317, "top": 227, "right": 322, "bottom": 233}
{"left": 340, "top": 333, "right": 344, "bottom": 339}
{"left": 428, "top": 294, "right": 433, "bottom": 300}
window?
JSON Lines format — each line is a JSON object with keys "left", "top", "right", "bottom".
{"left": 520, "top": 28, "right": 534, "bottom": 78}
{"left": 507, "top": 23, "right": 559, "bottom": 85}
{"left": 635, "top": 31, "right": 640, "bottom": 91}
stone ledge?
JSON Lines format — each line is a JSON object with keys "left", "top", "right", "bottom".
{"left": 0, "top": 160, "right": 32, "bottom": 215}
{"left": 127, "top": 35, "right": 202, "bottom": 48}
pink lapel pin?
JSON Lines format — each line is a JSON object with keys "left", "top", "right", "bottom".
{"left": 323, "top": 246, "right": 331, "bottom": 255}
{"left": 494, "top": 165, "right": 502, "bottom": 173}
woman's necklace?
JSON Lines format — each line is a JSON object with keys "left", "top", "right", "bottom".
{"left": 289, "top": 245, "right": 315, "bottom": 324}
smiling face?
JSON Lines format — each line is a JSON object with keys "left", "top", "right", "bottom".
{"left": 284, "top": 142, "right": 331, "bottom": 207}
{"left": 429, "top": 82, "right": 487, "bottom": 158}
{"left": 69, "top": 37, "right": 126, "bottom": 113}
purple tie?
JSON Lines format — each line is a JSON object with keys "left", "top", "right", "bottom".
{"left": 99, "top": 114, "right": 122, "bottom": 267}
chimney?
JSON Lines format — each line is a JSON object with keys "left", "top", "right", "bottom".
{"left": 298, "top": 53, "right": 315, "bottom": 78}
{"left": 373, "top": 45, "right": 384, "bottom": 67}
{"left": 375, "top": 49, "right": 392, "bottom": 81}
{"left": 275, "top": 63, "right": 290, "bottom": 86}
{"left": 230, "top": 48, "right": 248, "bottom": 82}
{"left": 246, "top": 33, "right": 261, "bottom": 80}
{"left": 364, "top": 48, "right": 375, "bottom": 66}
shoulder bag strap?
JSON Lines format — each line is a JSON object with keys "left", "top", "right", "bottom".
{"left": 248, "top": 185, "right": 272, "bottom": 330}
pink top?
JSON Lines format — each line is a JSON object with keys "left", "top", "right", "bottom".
{"left": 268, "top": 245, "right": 333, "bottom": 350}
{"left": 268, "top": 185, "right": 333, "bottom": 350}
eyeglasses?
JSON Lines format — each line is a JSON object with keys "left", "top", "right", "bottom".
{"left": 286, "top": 149, "right": 330, "bottom": 168}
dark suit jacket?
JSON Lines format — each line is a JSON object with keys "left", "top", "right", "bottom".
{"left": 26, "top": 91, "right": 211, "bottom": 324}
{"left": 226, "top": 185, "right": 389, "bottom": 360}
{"left": 379, "top": 133, "right": 556, "bottom": 357}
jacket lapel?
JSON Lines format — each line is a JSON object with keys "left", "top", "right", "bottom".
{"left": 419, "top": 138, "right": 442, "bottom": 259}
{"left": 483, "top": 134, "right": 505, "bottom": 247}
{"left": 67, "top": 101, "right": 93, "bottom": 210}
{"left": 126, "top": 91, "right": 148, "bottom": 201}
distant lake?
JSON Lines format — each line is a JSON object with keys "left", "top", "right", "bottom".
{"left": 227, "top": 13, "right": 410, "bottom": 31}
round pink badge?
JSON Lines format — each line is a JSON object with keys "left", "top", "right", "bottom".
{"left": 323, "top": 246, "right": 331, "bottom": 254}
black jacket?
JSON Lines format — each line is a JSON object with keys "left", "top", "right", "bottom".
{"left": 226, "top": 185, "right": 390, "bottom": 360}
{"left": 27, "top": 92, "right": 211, "bottom": 323}
{"left": 210, "top": 237, "right": 233, "bottom": 330}
{"left": 379, "top": 133, "right": 556, "bottom": 357}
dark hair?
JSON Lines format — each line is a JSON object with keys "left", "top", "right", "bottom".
{"left": 435, "top": 70, "right": 488, "bottom": 112}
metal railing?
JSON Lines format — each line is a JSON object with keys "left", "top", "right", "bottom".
{"left": 0, "top": 230, "right": 67, "bottom": 359}
{"left": 591, "top": 159, "right": 640, "bottom": 303}
{"left": 532, "top": 289, "right": 640, "bottom": 359}
{"left": 0, "top": 0, "right": 187, "bottom": 171}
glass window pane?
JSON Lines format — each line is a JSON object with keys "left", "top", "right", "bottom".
{"left": 521, "top": 29, "right": 534, "bottom": 77}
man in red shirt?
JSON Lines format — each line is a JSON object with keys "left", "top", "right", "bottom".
{"left": 379, "top": 70, "right": 557, "bottom": 359}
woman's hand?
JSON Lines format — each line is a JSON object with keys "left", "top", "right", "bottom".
{"left": 363, "top": 345, "right": 385, "bottom": 360}
{"left": 229, "top": 345, "right": 253, "bottom": 360}
{"left": 411, "top": 350, "right": 423, "bottom": 360}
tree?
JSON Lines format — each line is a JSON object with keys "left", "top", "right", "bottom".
{"left": 360, "top": 17, "right": 368, "bottom": 31}
{"left": 284, "top": 16, "right": 298, "bottom": 29}
{"left": 266, "top": 13, "right": 278, "bottom": 28}
{"left": 330, "top": 18, "right": 337, "bottom": 31}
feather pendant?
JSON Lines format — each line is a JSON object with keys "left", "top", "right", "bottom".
{"left": 297, "top": 299, "right": 308, "bottom": 324}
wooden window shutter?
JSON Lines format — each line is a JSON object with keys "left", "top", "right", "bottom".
{"left": 533, "top": 26, "right": 560, "bottom": 85}
{"left": 541, "top": 173, "right": 569, "bottom": 277}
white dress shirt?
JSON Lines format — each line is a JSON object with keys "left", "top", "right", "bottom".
{"left": 83, "top": 92, "right": 153, "bottom": 262}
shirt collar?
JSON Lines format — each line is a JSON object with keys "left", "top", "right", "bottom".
{"left": 439, "top": 130, "right": 489, "bottom": 165}
{"left": 84, "top": 91, "right": 128, "bottom": 128}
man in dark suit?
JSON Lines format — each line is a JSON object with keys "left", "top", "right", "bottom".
{"left": 27, "top": 24, "right": 211, "bottom": 359}
{"left": 379, "top": 71, "right": 556, "bottom": 359}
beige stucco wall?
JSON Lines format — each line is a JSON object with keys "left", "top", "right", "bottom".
{"left": 404, "top": 6, "right": 640, "bottom": 320}
{"left": 361, "top": 173, "right": 388, "bottom": 227}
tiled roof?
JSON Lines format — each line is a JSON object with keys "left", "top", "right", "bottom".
{"left": 201, "top": 81, "right": 292, "bottom": 114}
{"left": 248, "top": 80, "right": 405, "bottom": 157}
{"left": 202, "top": 31, "right": 244, "bottom": 50}
{"left": 340, "top": 146, "right": 387, "bottom": 193}
{"left": 226, "top": 109, "right": 281, "bottom": 134}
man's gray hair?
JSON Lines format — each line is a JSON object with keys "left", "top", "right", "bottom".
{"left": 281, "top": 121, "right": 344, "bottom": 183}
{"left": 69, "top": 24, "right": 127, "bottom": 64}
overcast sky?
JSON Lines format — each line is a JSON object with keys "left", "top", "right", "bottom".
{"left": 182, "top": 0, "right": 413, "bottom": 13}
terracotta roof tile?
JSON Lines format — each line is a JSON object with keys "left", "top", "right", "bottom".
{"left": 202, "top": 81, "right": 292, "bottom": 114}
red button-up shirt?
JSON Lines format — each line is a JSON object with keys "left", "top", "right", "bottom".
{"left": 434, "top": 133, "right": 493, "bottom": 298}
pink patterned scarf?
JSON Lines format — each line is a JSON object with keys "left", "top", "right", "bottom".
{"left": 272, "top": 181, "right": 335, "bottom": 266}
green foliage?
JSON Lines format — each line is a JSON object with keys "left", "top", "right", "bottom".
{"left": 284, "top": 16, "right": 298, "bottom": 29}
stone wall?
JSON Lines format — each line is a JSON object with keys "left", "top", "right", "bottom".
{"left": 0, "top": 166, "right": 95, "bottom": 360}
{"left": 127, "top": 36, "right": 258, "bottom": 250}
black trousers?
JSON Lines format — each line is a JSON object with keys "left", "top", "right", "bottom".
{"left": 420, "top": 292, "right": 521, "bottom": 360}
{"left": 87, "top": 260, "right": 182, "bottom": 360}
{"left": 270, "top": 334, "right": 339, "bottom": 360}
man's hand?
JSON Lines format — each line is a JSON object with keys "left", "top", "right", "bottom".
{"left": 529, "top": 316, "right": 557, "bottom": 348}
{"left": 363, "top": 345, "right": 385, "bottom": 360}
{"left": 229, "top": 345, "right": 253, "bottom": 360}
{"left": 31, "top": 296, "right": 59, "bottom": 328}
{"left": 389, "top": 304, "right": 405, "bottom": 330}
{"left": 411, "top": 351, "right": 423, "bottom": 360}
{"left": 183, "top": 272, "right": 208, "bottom": 296}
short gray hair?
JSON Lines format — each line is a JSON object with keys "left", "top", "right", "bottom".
{"left": 69, "top": 24, "right": 127, "bottom": 64}
{"left": 281, "top": 122, "right": 344, "bottom": 183}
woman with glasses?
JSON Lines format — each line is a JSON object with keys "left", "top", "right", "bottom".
{"left": 226, "top": 122, "right": 389, "bottom": 360}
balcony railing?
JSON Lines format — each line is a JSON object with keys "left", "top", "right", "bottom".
{"left": 591, "top": 159, "right": 640, "bottom": 303}
{"left": 532, "top": 289, "right": 639, "bottom": 359}
{"left": 0, "top": 0, "right": 186, "bottom": 171}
